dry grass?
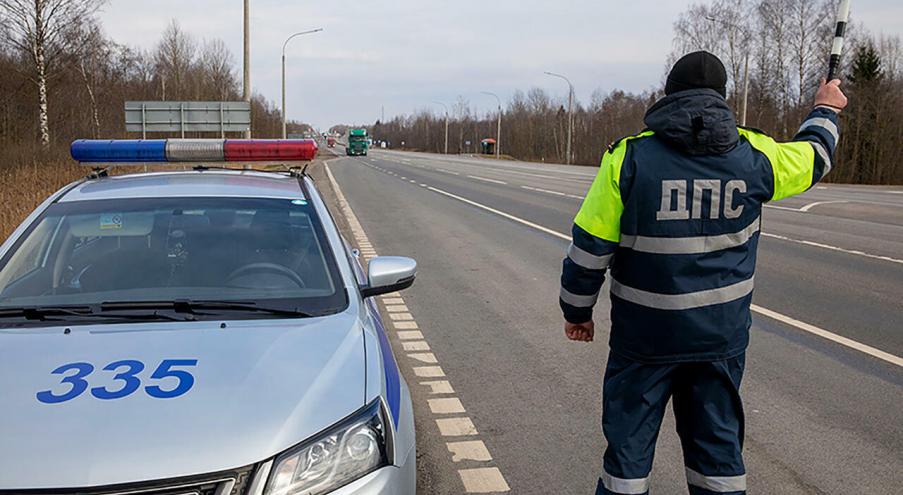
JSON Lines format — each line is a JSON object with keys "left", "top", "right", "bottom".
{"left": 1, "top": 160, "right": 84, "bottom": 241}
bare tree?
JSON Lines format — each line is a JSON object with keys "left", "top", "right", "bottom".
{"left": 154, "top": 19, "right": 196, "bottom": 101}
{"left": 200, "top": 38, "right": 237, "bottom": 100}
{"left": 0, "top": 0, "right": 105, "bottom": 147}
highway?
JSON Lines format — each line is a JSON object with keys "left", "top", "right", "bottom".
{"left": 315, "top": 147, "right": 903, "bottom": 494}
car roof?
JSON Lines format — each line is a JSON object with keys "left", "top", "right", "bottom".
{"left": 59, "top": 170, "right": 306, "bottom": 203}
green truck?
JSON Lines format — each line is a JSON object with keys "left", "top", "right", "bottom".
{"left": 346, "top": 128, "right": 369, "bottom": 156}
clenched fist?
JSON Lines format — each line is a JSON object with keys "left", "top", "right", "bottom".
{"left": 565, "top": 320, "right": 595, "bottom": 342}
{"left": 814, "top": 79, "right": 848, "bottom": 113}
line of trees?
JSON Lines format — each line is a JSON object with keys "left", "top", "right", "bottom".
{"left": 0, "top": 2, "right": 297, "bottom": 163}
{"left": 372, "top": 0, "right": 903, "bottom": 185}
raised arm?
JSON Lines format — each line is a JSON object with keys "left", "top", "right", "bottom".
{"left": 770, "top": 79, "right": 848, "bottom": 201}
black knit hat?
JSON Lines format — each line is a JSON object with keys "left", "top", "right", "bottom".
{"left": 665, "top": 51, "right": 728, "bottom": 97}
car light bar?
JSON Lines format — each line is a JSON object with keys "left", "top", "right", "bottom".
{"left": 71, "top": 139, "right": 319, "bottom": 164}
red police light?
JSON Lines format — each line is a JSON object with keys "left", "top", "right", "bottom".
{"left": 223, "top": 139, "right": 319, "bottom": 162}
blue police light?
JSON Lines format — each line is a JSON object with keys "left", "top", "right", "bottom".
{"left": 71, "top": 139, "right": 167, "bottom": 163}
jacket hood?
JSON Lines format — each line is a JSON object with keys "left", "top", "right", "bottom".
{"left": 644, "top": 88, "right": 739, "bottom": 155}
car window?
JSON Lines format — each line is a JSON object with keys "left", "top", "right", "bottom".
{"left": 0, "top": 197, "right": 347, "bottom": 317}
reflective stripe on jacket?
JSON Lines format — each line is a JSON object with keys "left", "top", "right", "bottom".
{"left": 560, "top": 88, "right": 838, "bottom": 363}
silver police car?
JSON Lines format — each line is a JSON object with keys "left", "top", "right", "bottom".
{"left": 0, "top": 153, "right": 416, "bottom": 494}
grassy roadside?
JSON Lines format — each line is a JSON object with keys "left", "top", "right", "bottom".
{"left": 1, "top": 161, "right": 85, "bottom": 241}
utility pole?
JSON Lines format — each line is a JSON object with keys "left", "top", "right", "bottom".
{"left": 282, "top": 28, "right": 324, "bottom": 138}
{"left": 243, "top": 0, "right": 251, "bottom": 138}
{"left": 544, "top": 72, "right": 574, "bottom": 164}
{"left": 706, "top": 15, "right": 750, "bottom": 127}
{"left": 481, "top": 91, "right": 502, "bottom": 159}
{"left": 432, "top": 101, "right": 449, "bottom": 154}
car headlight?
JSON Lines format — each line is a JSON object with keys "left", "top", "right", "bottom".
{"left": 264, "top": 400, "right": 390, "bottom": 495}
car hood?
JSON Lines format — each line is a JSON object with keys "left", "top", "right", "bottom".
{"left": 0, "top": 313, "right": 366, "bottom": 489}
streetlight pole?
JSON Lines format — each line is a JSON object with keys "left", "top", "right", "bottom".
{"left": 282, "top": 28, "right": 324, "bottom": 139}
{"left": 481, "top": 91, "right": 502, "bottom": 159}
{"left": 432, "top": 101, "right": 449, "bottom": 154}
{"left": 544, "top": 71, "right": 574, "bottom": 165}
{"left": 706, "top": 15, "right": 750, "bottom": 127}
{"left": 243, "top": 0, "right": 251, "bottom": 138}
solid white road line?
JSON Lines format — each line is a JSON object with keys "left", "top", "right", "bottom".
{"left": 764, "top": 204, "right": 803, "bottom": 212}
{"left": 427, "top": 186, "right": 569, "bottom": 241}
{"left": 522, "top": 185, "right": 585, "bottom": 200}
{"left": 424, "top": 185, "right": 903, "bottom": 367}
{"left": 760, "top": 232, "right": 903, "bottom": 265}
{"left": 751, "top": 304, "right": 903, "bottom": 368}
{"left": 799, "top": 200, "right": 849, "bottom": 212}
{"left": 468, "top": 175, "right": 508, "bottom": 185}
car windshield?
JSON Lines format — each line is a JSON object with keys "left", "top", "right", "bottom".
{"left": 349, "top": 135, "right": 367, "bottom": 142}
{"left": 0, "top": 196, "right": 347, "bottom": 322}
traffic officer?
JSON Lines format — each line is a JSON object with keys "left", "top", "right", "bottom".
{"left": 559, "top": 51, "right": 847, "bottom": 494}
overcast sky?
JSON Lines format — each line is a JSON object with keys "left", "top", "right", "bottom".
{"left": 100, "top": 1, "right": 902, "bottom": 130}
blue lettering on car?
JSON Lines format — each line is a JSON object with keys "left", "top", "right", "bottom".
{"left": 36, "top": 359, "right": 198, "bottom": 404}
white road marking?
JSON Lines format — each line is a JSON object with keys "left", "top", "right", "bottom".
{"left": 764, "top": 204, "right": 803, "bottom": 212}
{"left": 468, "top": 175, "right": 508, "bottom": 185}
{"left": 428, "top": 397, "right": 466, "bottom": 414}
{"left": 458, "top": 467, "right": 511, "bottom": 493}
{"left": 402, "top": 341, "right": 431, "bottom": 352}
{"left": 760, "top": 232, "right": 903, "bottom": 265}
{"left": 799, "top": 200, "right": 848, "bottom": 212}
{"left": 413, "top": 366, "right": 446, "bottom": 378}
{"left": 421, "top": 380, "right": 455, "bottom": 394}
{"left": 421, "top": 183, "right": 903, "bottom": 366}
{"left": 385, "top": 304, "right": 410, "bottom": 313}
{"left": 521, "top": 185, "right": 585, "bottom": 200}
{"left": 393, "top": 321, "right": 420, "bottom": 330}
{"left": 428, "top": 186, "right": 569, "bottom": 240}
{"left": 383, "top": 297, "right": 405, "bottom": 305}
{"left": 438, "top": 168, "right": 461, "bottom": 176}
{"left": 396, "top": 330, "right": 424, "bottom": 340}
{"left": 436, "top": 417, "right": 478, "bottom": 436}
{"left": 447, "top": 440, "right": 493, "bottom": 462}
{"left": 389, "top": 312, "right": 415, "bottom": 321}
{"left": 752, "top": 304, "right": 903, "bottom": 367}
{"left": 408, "top": 352, "right": 439, "bottom": 364}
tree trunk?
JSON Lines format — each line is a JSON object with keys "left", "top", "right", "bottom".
{"left": 79, "top": 61, "right": 101, "bottom": 138}
{"left": 33, "top": 0, "right": 51, "bottom": 148}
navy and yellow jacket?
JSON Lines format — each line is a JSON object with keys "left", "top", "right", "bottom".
{"left": 560, "top": 88, "right": 839, "bottom": 363}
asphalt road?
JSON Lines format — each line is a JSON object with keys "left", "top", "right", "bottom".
{"left": 317, "top": 147, "right": 903, "bottom": 494}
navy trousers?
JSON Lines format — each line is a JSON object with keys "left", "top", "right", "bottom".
{"left": 595, "top": 352, "right": 747, "bottom": 495}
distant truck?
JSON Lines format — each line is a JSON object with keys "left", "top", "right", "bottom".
{"left": 347, "top": 128, "right": 369, "bottom": 156}
{"left": 327, "top": 136, "right": 336, "bottom": 148}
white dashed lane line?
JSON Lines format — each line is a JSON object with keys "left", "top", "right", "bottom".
{"left": 324, "top": 162, "right": 511, "bottom": 493}
{"left": 467, "top": 175, "right": 508, "bottom": 185}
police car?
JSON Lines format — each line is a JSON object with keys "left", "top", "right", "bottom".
{"left": 0, "top": 139, "right": 417, "bottom": 494}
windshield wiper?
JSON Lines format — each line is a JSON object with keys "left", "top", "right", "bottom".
{"left": 101, "top": 300, "right": 317, "bottom": 318}
{"left": 0, "top": 305, "right": 185, "bottom": 322}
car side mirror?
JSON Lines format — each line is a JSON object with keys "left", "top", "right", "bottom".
{"left": 361, "top": 256, "right": 417, "bottom": 298}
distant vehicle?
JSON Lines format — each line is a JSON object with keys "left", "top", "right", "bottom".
{"left": 0, "top": 139, "right": 417, "bottom": 494}
{"left": 347, "top": 129, "right": 369, "bottom": 156}
{"left": 327, "top": 136, "right": 336, "bottom": 148}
